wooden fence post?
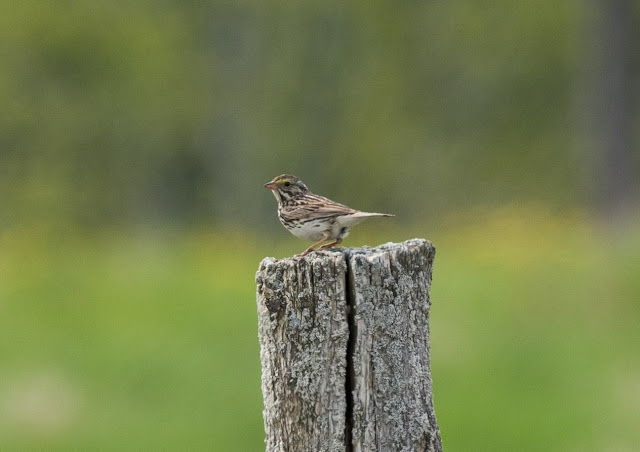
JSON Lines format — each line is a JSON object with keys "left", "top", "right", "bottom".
{"left": 256, "top": 239, "right": 442, "bottom": 452}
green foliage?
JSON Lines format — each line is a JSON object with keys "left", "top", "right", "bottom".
{"left": 0, "top": 228, "right": 265, "bottom": 450}
{"left": 0, "top": 0, "right": 610, "bottom": 229}
{"left": 431, "top": 206, "right": 640, "bottom": 451}
{"left": 0, "top": 1, "right": 213, "bottom": 226}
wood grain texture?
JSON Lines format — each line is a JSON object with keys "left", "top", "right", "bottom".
{"left": 256, "top": 239, "right": 442, "bottom": 452}
{"left": 256, "top": 253, "right": 350, "bottom": 452}
{"left": 346, "top": 240, "right": 441, "bottom": 452}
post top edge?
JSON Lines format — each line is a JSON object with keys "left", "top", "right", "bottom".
{"left": 257, "top": 238, "right": 434, "bottom": 268}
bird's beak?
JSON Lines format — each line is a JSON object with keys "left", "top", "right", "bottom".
{"left": 264, "top": 181, "right": 277, "bottom": 190}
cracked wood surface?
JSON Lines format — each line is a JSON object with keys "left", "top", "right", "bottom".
{"left": 256, "top": 239, "right": 442, "bottom": 452}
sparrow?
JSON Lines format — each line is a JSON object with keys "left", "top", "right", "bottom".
{"left": 264, "top": 174, "right": 394, "bottom": 256}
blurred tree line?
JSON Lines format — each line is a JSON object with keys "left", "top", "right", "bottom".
{"left": 1, "top": 0, "right": 638, "bottom": 231}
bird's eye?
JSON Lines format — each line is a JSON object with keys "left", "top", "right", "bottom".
{"left": 284, "top": 181, "right": 291, "bottom": 187}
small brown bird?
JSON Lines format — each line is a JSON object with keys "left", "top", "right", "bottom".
{"left": 264, "top": 174, "right": 394, "bottom": 256}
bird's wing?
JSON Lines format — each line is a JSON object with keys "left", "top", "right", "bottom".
{"left": 286, "top": 194, "right": 359, "bottom": 219}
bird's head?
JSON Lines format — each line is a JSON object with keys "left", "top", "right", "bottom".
{"left": 264, "top": 174, "right": 309, "bottom": 202}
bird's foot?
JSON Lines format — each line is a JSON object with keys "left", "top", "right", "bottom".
{"left": 319, "top": 239, "right": 342, "bottom": 250}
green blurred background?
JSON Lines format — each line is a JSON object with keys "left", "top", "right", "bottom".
{"left": 1, "top": 1, "right": 639, "bottom": 450}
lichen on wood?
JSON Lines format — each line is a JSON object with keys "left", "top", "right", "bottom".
{"left": 256, "top": 253, "right": 350, "bottom": 452}
{"left": 256, "top": 239, "right": 442, "bottom": 452}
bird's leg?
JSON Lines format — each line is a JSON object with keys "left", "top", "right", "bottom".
{"left": 319, "top": 238, "right": 342, "bottom": 250}
{"left": 297, "top": 233, "right": 331, "bottom": 257}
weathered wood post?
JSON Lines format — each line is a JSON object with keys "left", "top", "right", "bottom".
{"left": 256, "top": 239, "right": 442, "bottom": 452}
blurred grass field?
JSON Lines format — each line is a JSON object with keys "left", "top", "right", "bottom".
{"left": 1, "top": 204, "right": 639, "bottom": 451}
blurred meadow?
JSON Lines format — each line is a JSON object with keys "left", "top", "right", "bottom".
{"left": 1, "top": 1, "right": 640, "bottom": 451}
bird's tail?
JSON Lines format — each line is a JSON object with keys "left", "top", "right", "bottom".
{"left": 340, "top": 211, "right": 394, "bottom": 227}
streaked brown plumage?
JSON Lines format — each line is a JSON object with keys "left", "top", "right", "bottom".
{"left": 264, "top": 174, "right": 394, "bottom": 256}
